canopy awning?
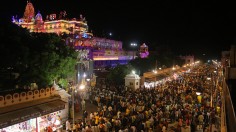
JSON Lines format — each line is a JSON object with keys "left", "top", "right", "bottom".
{"left": 0, "top": 99, "right": 66, "bottom": 129}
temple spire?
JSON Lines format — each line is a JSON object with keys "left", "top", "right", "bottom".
{"left": 24, "top": 0, "right": 35, "bottom": 22}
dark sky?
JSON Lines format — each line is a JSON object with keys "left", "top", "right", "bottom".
{"left": 1, "top": 0, "right": 236, "bottom": 59}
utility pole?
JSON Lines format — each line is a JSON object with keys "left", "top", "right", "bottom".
{"left": 72, "top": 86, "right": 75, "bottom": 126}
{"left": 155, "top": 60, "right": 157, "bottom": 70}
{"left": 131, "top": 43, "right": 137, "bottom": 60}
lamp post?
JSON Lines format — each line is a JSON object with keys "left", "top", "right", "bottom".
{"left": 71, "top": 86, "right": 75, "bottom": 126}
{"left": 86, "top": 78, "right": 91, "bottom": 87}
{"left": 79, "top": 84, "right": 86, "bottom": 112}
{"left": 71, "top": 84, "right": 85, "bottom": 126}
{"left": 71, "top": 72, "right": 86, "bottom": 126}
{"left": 131, "top": 43, "right": 137, "bottom": 59}
{"left": 79, "top": 73, "right": 87, "bottom": 112}
{"left": 153, "top": 69, "right": 157, "bottom": 88}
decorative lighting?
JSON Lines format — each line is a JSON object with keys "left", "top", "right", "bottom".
{"left": 93, "top": 57, "right": 119, "bottom": 60}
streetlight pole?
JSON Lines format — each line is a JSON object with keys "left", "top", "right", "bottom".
{"left": 72, "top": 58, "right": 79, "bottom": 126}
{"left": 72, "top": 86, "right": 75, "bottom": 126}
{"left": 71, "top": 83, "right": 85, "bottom": 126}
{"left": 79, "top": 84, "right": 85, "bottom": 112}
{"left": 131, "top": 43, "right": 137, "bottom": 60}
{"left": 153, "top": 69, "right": 157, "bottom": 88}
{"left": 72, "top": 62, "right": 79, "bottom": 126}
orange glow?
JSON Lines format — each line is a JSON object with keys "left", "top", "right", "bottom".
{"left": 93, "top": 57, "right": 118, "bottom": 60}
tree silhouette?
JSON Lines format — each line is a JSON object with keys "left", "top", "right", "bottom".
{"left": 0, "top": 21, "right": 77, "bottom": 91}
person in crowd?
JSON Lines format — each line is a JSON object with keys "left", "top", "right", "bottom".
{"left": 66, "top": 120, "right": 71, "bottom": 132}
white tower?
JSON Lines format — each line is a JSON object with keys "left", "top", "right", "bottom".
{"left": 125, "top": 71, "right": 140, "bottom": 91}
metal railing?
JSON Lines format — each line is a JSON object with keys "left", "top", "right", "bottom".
{"left": 223, "top": 78, "right": 236, "bottom": 132}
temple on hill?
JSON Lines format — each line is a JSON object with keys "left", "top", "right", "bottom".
{"left": 12, "top": 1, "right": 93, "bottom": 39}
{"left": 12, "top": 1, "right": 150, "bottom": 80}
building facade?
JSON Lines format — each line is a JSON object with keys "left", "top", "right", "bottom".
{"left": 80, "top": 37, "right": 135, "bottom": 69}
{"left": 0, "top": 87, "right": 67, "bottom": 132}
{"left": 179, "top": 55, "right": 195, "bottom": 64}
{"left": 12, "top": 1, "right": 92, "bottom": 38}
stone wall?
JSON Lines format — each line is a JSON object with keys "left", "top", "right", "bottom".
{"left": 0, "top": 87, "right": 56, "bottom": 108}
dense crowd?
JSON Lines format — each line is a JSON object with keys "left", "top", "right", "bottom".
{"left": 66, "top": 64, "right": 222, "bottom": 132}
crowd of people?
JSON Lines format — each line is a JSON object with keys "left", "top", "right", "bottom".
{"left": 66, "top": 63, "right": 222, "bottom": 132}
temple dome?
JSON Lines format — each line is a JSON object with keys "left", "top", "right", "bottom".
{"left": 35, "top": 12, "right": 43, "bottom": 21}
{"left": 140, "top": 43, "right": 148, "bottom": 48}
{"left": 125, "top": 72, "right": 140, "bottom": 80}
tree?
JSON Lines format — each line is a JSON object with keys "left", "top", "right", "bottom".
{"left": 155, "top": 44, "right": 175, "bottom": 67}
{"left": 0, "top": 20, "right": 77, "bottom": 91}
{"left": 129, "top": 57, "right": 154, "bottom": 75}
{"left": 0, "top": 20, "right": 32, "bottom": 90}
{"left": 18, "top": 33, "right": 77, "bottom": 88}
{"left": 106, "top": 64, "right": 133, "bottom": 86}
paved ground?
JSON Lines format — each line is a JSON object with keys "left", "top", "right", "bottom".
{"left": 74, "top": 100, "right": 98, "bottom": 121}
{"left": 61, "top": 100, "right": 97, "bottom": 131}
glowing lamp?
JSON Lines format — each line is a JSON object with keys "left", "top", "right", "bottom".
{"left": 79, "top": 84, "right": 85, "bottom": 90}
{"left": 132, "top": 70, "right": 135, "bottom": 74}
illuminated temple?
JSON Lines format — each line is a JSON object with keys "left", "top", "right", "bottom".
{"left": 12, "top": 1, "right": 149, "bottom": 75}
{"left": 12, "top": 1, "right": 93, "bottom": 38}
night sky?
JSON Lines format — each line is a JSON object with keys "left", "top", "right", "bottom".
{"left": 1, "top": 0, "right": 236, "bottom": 60}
